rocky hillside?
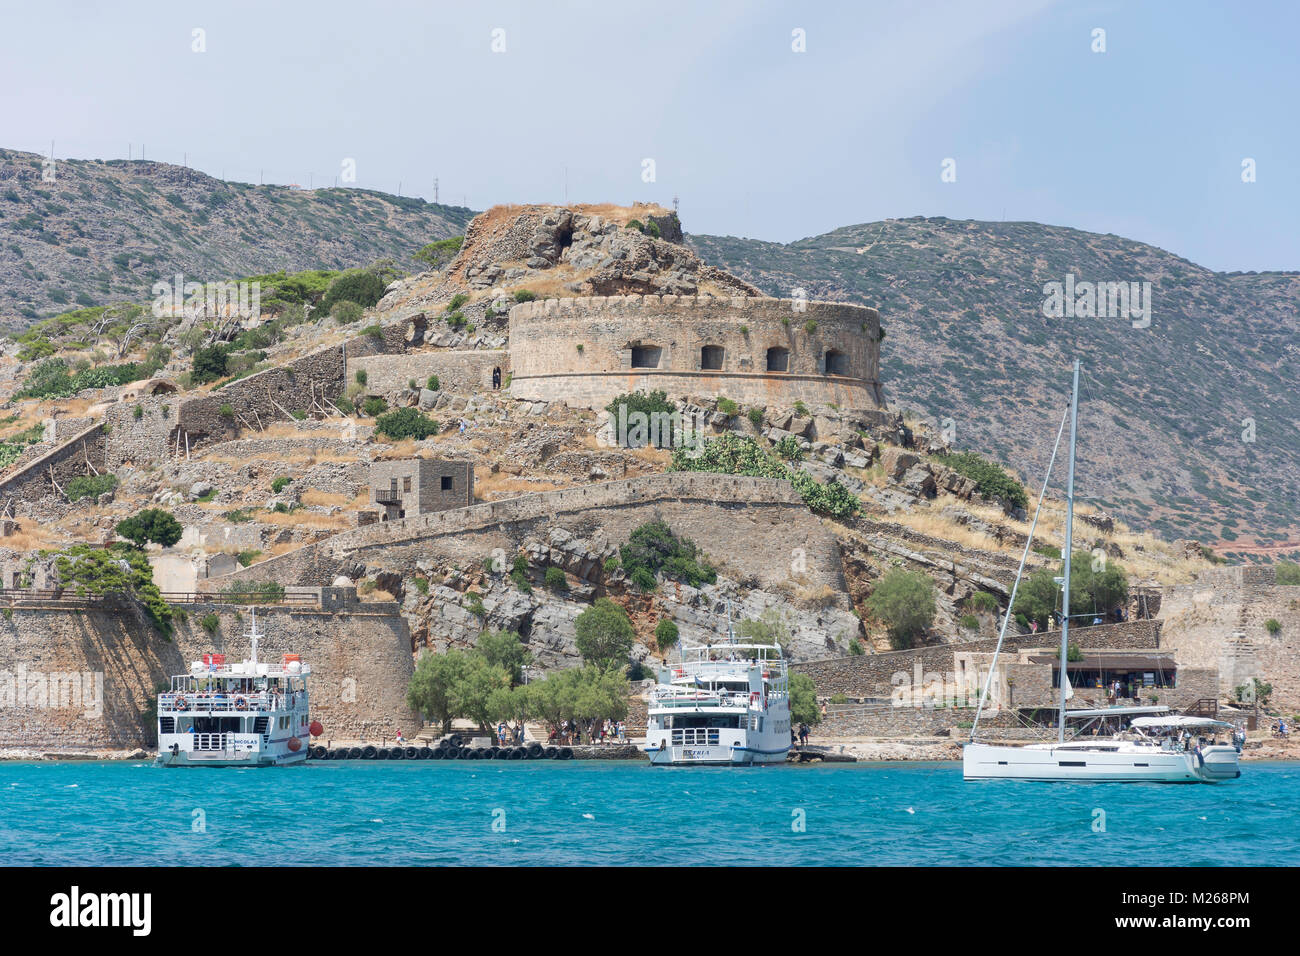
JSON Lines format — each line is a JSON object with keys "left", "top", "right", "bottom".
{"left": 691, "top": 219, "right": 1300, "bottom": 554}
{"left": 0, "top": 148, "right": 472, "bottom": 328}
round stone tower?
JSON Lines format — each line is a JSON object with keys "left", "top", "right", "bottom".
{"left": 508, "top": 293, "right": 883, "bottom": 411}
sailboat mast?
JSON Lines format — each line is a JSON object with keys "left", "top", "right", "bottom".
{"left": 1057, "top": 360, "right": 1081, "bottom": 744}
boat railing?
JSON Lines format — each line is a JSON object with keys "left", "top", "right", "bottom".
{"left": 651, "top": 689, "right": 764, "bottom": 709}
{"left": 160, "top": 691, "right": 302, "bottom": 712}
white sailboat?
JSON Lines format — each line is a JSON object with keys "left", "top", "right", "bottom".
{"left": 962, "top": 361, "right": 1242, "bottom": 783}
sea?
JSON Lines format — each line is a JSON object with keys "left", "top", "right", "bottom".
{"left": 2, "top": 759, "right": 1297, "bottom": 866}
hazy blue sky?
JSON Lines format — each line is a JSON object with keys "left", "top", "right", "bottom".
{"left": 3, "top": 1, "right": 1296, "bottom": 271}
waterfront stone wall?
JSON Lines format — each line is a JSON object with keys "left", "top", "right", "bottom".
{"left": 206, "top": 473, "right": 849, "bottom": 602}
{"left": 0, "top": 602, "right": 416, "bottom": 750}
{"left": 508, "top": 295, "right": 883, "bottom": 411}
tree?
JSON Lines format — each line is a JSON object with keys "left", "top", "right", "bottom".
{"left": 407, "top": 650, "right": 470, "bottom": 734}
{"left": 737, "top": 608, "right": 791, "bottom": 646}
{"left": 475, "top": 630, "right": 531, "bottom": 686}
{"left": 1011, "top": 552, "right": 1130, "bottom": 629}
{"left": 413, "top": 236, "right": 464, "bottom": 271}
{"left": 789, "top": 673, "right": 821, "bottom": 726}
{"left": 867, "top": 569, "right": 936, "bottom": 649}
{"left": 573, "top": 598, "right": 636, "bottom": 669}
{"left": 115, "top": 508, "right": 183, "bottom": 548}
{"left": 654, "top": 618, "right": 679, "bottom": 654}
{"left": 449, "top": 654, "right": 512, "bottom": 731}
{"left": 53, "top": 544, "right": 173, "bottom": 637}
{"left": 191, "top": 344, "right": 229, "bottom": 384}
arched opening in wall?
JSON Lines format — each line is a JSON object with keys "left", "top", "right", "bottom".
{"left": 766, "top": 347, "right": 789, "bottom": 372}
{"left": 631, "top": 345, "right": 661, "bottom": 369}
{"left": 700, "top": 345, "right": 724, "bottom": 370}
{"left": 824, "top": 349, "right": 849, "bottom": 376}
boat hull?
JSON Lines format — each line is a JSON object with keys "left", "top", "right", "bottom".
{"left": 963, "top": 742, "right": 1239, "bottom": 783}
{"left": 645, "top": 743, "right": 789, "bottom": 766}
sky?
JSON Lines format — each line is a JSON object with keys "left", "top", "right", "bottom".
{"left": 2, "top": 0, "right": 1297, "bottom": 272}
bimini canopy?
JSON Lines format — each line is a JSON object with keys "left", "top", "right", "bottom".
{"left": 1130, "top": 715, "right": 1235, "bottom": 730}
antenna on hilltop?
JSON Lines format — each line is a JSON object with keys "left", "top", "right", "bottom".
{"left": 434, "top": 177, "right": 439, "bottom": 204}
{"left": 672, "top": 194, "right": 679, "bottom": 213}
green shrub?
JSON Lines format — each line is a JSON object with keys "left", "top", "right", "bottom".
{"left": 747, "top": 407, "right": 763, "bottom": 427}
{"left": 966, "top": 591, "right": 999, "bottom": 613}
{"left": 1265, "top": 619, "right": 1282, "bottom": 635}
{"left": 219, "top": 579, "right": 286, "bottom": 604}
{"left": 804, "top": 319, "right": 818, "bottom": 334}
{"left": 959, "top": 614, "right": 980, "bottom": 631}
{"left": 191, "top": 344, "right": 229, "bottom": 384}
{"left": 133, "top": 404, "right": 144, "bottom": 420}
{"left": 66, "top": 473, "right": 118, "bottom": 502}
{"left": 867, "top": 569, "right": 937, "bottom": 649}
{"left": 116, "top": 509, "right": 183, "bottom": 547}
{"left": 669, "top": 433, "right": 859, "bottom": 521}
{"left": 446, "top": 293, "right": 469, "bottom": 311}
{"left": 933, "top": 450, "right": 1029, "bottom": 511}
{"left": 1276, "top": 561, "right": 1300, "bottom": 585}
{"left": 654, "top": 618, "right": 679, "bottom": 653}
{"left": 200, "top": 613, "right": 220, "bottom": 635}
{"left": 412, "top": 577, "right": 429, "bottom": 595}
{"left": 716, "top": 397, "right": 739, "bottom": 417}
{"left": 848, "top": 639, "right": 864, "bottom": 656}
{"left": 605, "top": 390, "right": 680, "bottom": 448}
{"left": 512, "top": 290, "right": 536, "bottom": 303}
{"left": 223, "top": 508, "right": 253, "bottom": 523}
{"left": 374, "top": 407, "right": 438, "bottom": 440}
{"left": 334, "top": 396, "right": 354, "bottom": 415}
{"left": 426, "top": 375, "right": 440, "bottom": 392}
{"left": 509, "top": 554, "right": 532, "bottom": 593}
{"left": 360, "top": 324, "right": 384, "bottom": 340}
{"left": 619, "top": 519, "right": 716, "bottom": 589}
{"left": 793, "top": 400, "right": 810, "bottom": 417}
{"left": 544, "top": 566, "right": 568, "bottom": 591}
{"left": 218, "top": 404, "right": 235, "bottom": 419}
{"left": 773, "top": 434, "right": 804, "bottom": 461}
{"left": 361, "top": 396, "right": 388, "bottom": 417}
{"left": 271, "top": 476, "right": 292, "bottom": 494}
{"left": 355, "top": 368, "right": 368, "bottom": 385}
{"left": 330, "top": 300, "right": 364, "bottom": 324}
{"left": 236, "top": 550, "right": 262, "bottom": 568}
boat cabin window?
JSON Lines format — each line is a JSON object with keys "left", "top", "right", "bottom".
{"left": 673, "top": 714, "right": 741, "bottom": 729}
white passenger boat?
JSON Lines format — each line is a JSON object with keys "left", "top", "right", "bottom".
{"left": 643, "top": 633, "right": 791, "bottom": 766}
{"left": 963, "top": 361, "right": 1242, "bottom": 783}
{"left": 155, "top": 610, "right": 321, "bottom": 767}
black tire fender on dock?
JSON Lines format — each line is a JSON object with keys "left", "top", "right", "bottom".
{"left": 361, "top": 745, "right": 378, "bottom": 759}
{"left": 348, "top": 747, "right": 363, "bottom": 760}
{"left": 417, "top": 747, "right": 433, "bottom": 759}
{"left": 558, "top": 747, "right": 574, "bottom": 760}
{"left": 544, "top": 747, "right": 558, "bottom": 759}
{"left": 526, "top": 742, "right": 543, "bottom": 758}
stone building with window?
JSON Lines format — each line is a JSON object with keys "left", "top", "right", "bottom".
{"left": 368, "top": 458, "right": 474, "bottom": 521}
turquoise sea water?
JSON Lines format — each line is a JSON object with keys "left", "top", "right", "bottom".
{"left": 2, "top": 760, "right": 1297, "bottom": 866}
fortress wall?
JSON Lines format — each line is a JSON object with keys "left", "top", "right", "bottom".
{"left": 0, "top": 422, "right": 105, "bottom": 515}
{"left": 208, "top": 473, "right": 849, "bottom": 601}
{"left": 346, "top": 349, "right": 508, "bottom": 397}
{"left": 101, "top": 320, "right": 424, "bottom": 467}
{"left": 508, "top": 295, "right": 882, "bottom": 411}
{"left": 0, "top": 602, "right": 416, "bottom": 750}
{"left": 1159, "top": 580, "right": 1300, "bottom": 711}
